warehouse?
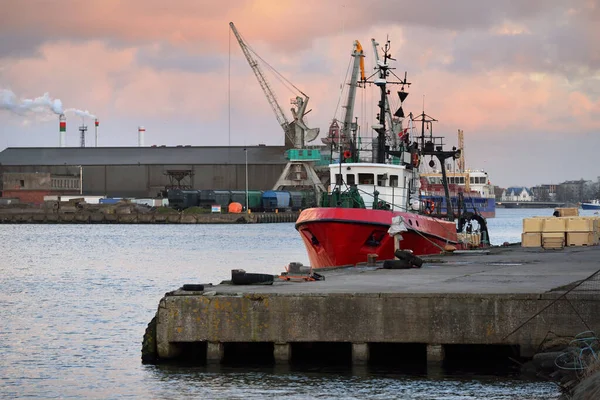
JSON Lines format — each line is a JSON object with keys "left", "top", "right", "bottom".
{"left": 0, "top": 146, "right": 289, "bottom": 198}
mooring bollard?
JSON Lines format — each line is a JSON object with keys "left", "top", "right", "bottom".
{"left": 367, "top": 253, "right": 378, "bottom": 266}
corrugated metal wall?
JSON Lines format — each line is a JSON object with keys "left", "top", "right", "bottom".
{"left": 0, "top": 164, "right": 286, "bottom": 197}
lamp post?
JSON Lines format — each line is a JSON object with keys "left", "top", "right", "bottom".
{"left": 245, "top": 148, "right": 249, "bottom": 213}
{"left": 79, "top": 165, "right": 83, "bottom": 195}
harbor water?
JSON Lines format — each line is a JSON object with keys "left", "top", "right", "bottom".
{"left": 2, "top": 208, "right": 593, "bottom": 399}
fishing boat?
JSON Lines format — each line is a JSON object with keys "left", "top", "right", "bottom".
{"left": 295, "top": 38, "right": 490, "bottom": 269}
{"left": 419, "top": 169, "right": 496, "bottom": 218}
{"left": 419, "top": 129, "right": 495, "bottom": 218}
{"left": 581, "top": 200, "right": 600, "bottom": 210}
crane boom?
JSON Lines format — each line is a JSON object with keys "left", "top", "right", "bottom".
{"left": 457, "top": 129, "right": 465, "bottom": 172}
{"left": 229, "top": 22, "right": 292, "bottom": 143}
{"left": 341, "top": 40, "right": 364, "bottom": 150}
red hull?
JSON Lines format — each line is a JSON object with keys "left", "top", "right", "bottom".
{"left": 295, "top": 208, "right": 462, "bottom": 269}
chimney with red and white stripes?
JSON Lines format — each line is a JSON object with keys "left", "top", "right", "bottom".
{"left": 95, "top": 118, "right": 99, "bottom": 147}
{"left": 138, "top": 126, "right": 145, "bottom": 147}
{"left": 59, "top": 114, "right": 66, "bottom": 147}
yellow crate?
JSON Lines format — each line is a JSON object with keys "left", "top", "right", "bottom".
{"left": 542, "top": 237, "right": 565, "bottom": 249}
{"left": 458, "top": 233, "right": 482, "bottom": 247}
{"left": 555, "top": 207, "right": 579, "bottom": 217}
{"left": 581, "top": 216, "right": 600, "bottom": 233}
{"left": 523, "top": 217, "right": 544, "bottom": 233}
{"left": 566, "top": 232, "right": 595, "bottom": 246}
{"left": 565, "top": 217, "right": 595, "bottom": 232}
{"left": 521, "top": 233, "right": 541, "bottom": 247}
{"left": 542, "top": 217, "right": 566, "bottom": 232}
{"left": 542, "top": 232, "right": 565, "bottom": 239}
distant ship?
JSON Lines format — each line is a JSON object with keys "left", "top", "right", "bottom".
{"left": 581, "top": 200, "right": 600, "bottom": 210}
{"left": 419, "top": 169, "right": 495, "bottom": 218}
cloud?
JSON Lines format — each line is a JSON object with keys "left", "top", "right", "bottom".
{"left": 0, "top": 0, "right": 586, "bottom": 54}
{"left": 135, "top": 43, "right": 226, "bottom": 73}
{"left": 1, "top": 0, "right": 600, "bottom": 187}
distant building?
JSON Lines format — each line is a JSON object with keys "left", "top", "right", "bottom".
{"left": 494, "top": 187, "right": 505, "bottom": 201}
{"left": 1, "top": 172, "right": 80, "bottom": 204}
{"left": 501, "top": 187, "right": 533, "bottom": 202}
{"left": 0, "top": 146, "right": 290, "bottom": 199}
{"left": 531, "top": 184, "right": 557, "bottom": 201}
{"left": 556, "top": 180, "right": 587, "bottom": 203}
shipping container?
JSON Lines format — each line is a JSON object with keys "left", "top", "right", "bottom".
{"left": 247, "top": 190, "right": 263, "bottom": 211}
{"left": 99, "top": 198, "right": 122, "bottom": 205}
{"left": 288, "top": 191, "right": 303, "bottom": 210}
{"left": 212, "top": 190, "right": 232, "bottom": 208}
{"left": 262, "top": 190, "right": 291, "bottom": 211}
{"left": 167, "top": 190, "right": 199, "bottom": 210}
{"left": 230, "top": 190, "right": 247, "bottom": 206}
{"left": 300, "top": 190, "right": 317, "bottom": 208}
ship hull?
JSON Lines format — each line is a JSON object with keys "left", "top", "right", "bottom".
{"left": 581, "top": 203, "right": 600, "bottom": 210}
{"left": 295, "top": 207, "right": 461, "bottom": 269}
{"left": 420, "top": 195, "right": 495, "bottom": 218}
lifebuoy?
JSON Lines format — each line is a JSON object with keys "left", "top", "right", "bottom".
{"left": 412, "top": 152, "right": 420, "bottom": 167}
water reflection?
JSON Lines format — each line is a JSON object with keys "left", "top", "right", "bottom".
{"left": 0, "top": 217, "right": 562, "bottom": 399}
{"left": 148, "top": 364, "right": 559, "bottom": 400}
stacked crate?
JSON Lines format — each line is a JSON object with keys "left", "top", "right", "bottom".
{"left": 522, "top": 217, "right": 544, "bottom": 247}
{"left": 565, "top": 217, "right": 599, "bottom": 246}
{"left": 541, "top": 218, "right": 566, "bottom": 249}
{"left": 522, "top": 216, "right": 600, "bottom": 248}
{"left": 555, "top": 207, "right": 579, "bottom": 217}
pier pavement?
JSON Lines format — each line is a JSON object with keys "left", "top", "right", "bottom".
{"left": 144, "top": 245, "right": 600, "bottom": 366}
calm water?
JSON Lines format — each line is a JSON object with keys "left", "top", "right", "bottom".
{"left": 1, "top": 208, "right": 590, "bottom": 399}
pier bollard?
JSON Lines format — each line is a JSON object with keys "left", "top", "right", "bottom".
{"left": 352, "top": 343, "right": 369, "bottom": 365}
{"left": 367, "top": 254, "right": 378, "bottom": 266}
{"left": 274, "top": 343, "right": 291, "bottom": 364}
{"left": 207, "top": 342, "right": 224, "bottom": 364}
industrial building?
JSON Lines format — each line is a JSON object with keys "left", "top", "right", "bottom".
{"left": 0, "top": 146, "right": 290, "bottom": 199}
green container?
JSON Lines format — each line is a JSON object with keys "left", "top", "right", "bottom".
{"left": 286, "top": 149, "right": 321, "bottom": 161}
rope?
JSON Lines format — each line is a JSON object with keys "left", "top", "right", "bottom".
{"left": 242, "top": 37, "right": 303, "bottom": 97}
{"left": 404, "top": 222, "right": 449, "bottom": 253}
{"left": 502, "top": 268, "right": 600, "bottom": 340}
{"left": 554, "top": 331, "right": 599, "bottom": 371}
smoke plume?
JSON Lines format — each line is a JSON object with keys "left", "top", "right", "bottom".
{"left": 1, "top": 89, "right": 63, "bottom": 115}
{"left": 64, "top": 108, "right": 96, "bottom": 119}
{"left": 1, "top": 89, "right": 96, "bottom": 119}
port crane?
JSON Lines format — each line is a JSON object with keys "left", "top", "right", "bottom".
{"left": 340, "top": 40, "right": 365, "bottom": 161}
{"left": 229, "top": 22, "right": 325, "bottom": 195}
{"left": 457, "top": 129, "right": 465, "bottom": 172}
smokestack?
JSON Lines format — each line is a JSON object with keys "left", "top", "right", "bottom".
{"left": 138, "top": 126, "right": 145, "bottom": 147}
{"left": 95, "top": 118, "right": 99, "bottom": 147}
{"left": 79, "top": 124, "right": 88, "bottom": 147}
{"left": 59, "top": 114, "right": 66, "bottom": 147}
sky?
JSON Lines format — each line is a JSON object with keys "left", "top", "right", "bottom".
{"left": 0, "top": 0, "right": 599, "bottom": 188}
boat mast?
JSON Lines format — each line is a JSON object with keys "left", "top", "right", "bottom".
{"left": 414, "top": 110, "right": 461, "bottom": 221}
{"left": 370, "top": 39, "right": 410, "bottom": 164}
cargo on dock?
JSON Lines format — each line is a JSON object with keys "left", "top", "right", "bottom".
{"left": 142, "top": 246, "right": 600, "bottom": 368}
{"left": 0, "top": 204, "right": 299, "bottom": 224}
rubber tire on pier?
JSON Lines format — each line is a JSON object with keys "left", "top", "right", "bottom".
{"left": 231, "top": 269, "right": 274, "bottom": 285}
{"left": 181, "top": 284, "right": 205, "bottom": 291}
{"left": 383, "top": 259, "right": 412, "bottom": 269}
{"left": 393, "top": 250, "right": 424, "bottom": 268}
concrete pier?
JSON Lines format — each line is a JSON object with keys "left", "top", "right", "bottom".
{"left": 143, "top": 246, "right": 600, "bottom": 366}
